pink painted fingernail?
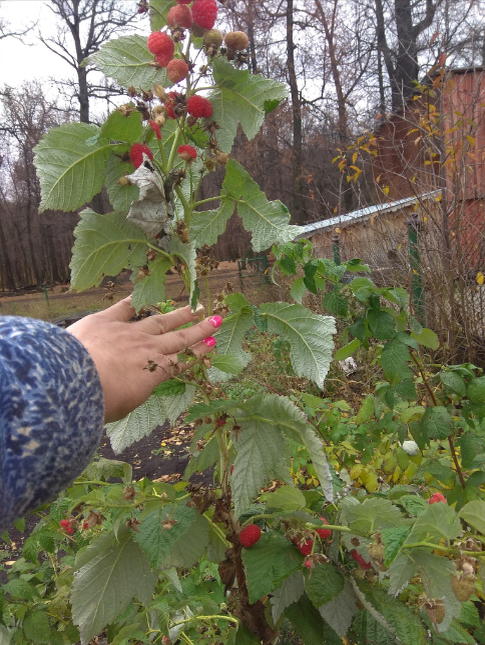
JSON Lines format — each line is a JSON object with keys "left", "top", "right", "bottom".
{"left": 209, "top": 315, "right": 223, "bottom": 328}
{"left": 203, "top": 336, "right": 216, "bottom": 347}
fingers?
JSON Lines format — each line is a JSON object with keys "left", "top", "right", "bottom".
{"left": 136, "top": 305, "right": 204, "bottom": 335}
{"left": 157, "top": 317, "right": 218, "bottom": 355}
{"left": 101, "top": 296, "right": 136, "bottom": 322}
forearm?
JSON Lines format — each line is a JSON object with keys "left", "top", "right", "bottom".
{"left": 0, "top": 316, "right": 105, "bottom": 532}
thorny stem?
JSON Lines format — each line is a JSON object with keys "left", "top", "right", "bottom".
{"left": 411, "top": 351, "right": 466, "bottom": 490}
{"left": 193, "top": 196, "right": 221, "bottom": 207}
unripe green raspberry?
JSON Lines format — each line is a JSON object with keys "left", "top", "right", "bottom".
{"left": 204, "top": 29, "right": 223, "bottom": 48}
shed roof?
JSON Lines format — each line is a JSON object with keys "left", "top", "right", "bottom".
{"left": 295, "top": 191, "right": 440, "bottom": 240}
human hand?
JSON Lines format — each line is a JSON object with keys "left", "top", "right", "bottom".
{"left": 68, "top": 297, "right": 221, "bottom": 423}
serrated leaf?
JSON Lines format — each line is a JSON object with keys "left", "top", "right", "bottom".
{"left": 185, "top": 399, "right": 239, "bottom": 422}
{"left": 210, "top": 57, "right": 288, "bottom": 153}
{"left": 167, "top": 237, "right": 198, "bottom": 310}
{"left": 22, "top": 536, "right": 39, "bottom": 563}
{"left": 290, "top": 277, "right": 306, "bottom": 304}
{"left": 318, "top": 580, "right": 357, "bottom": 637}
{"left": 131, "top": 256, "right": 172, "bottom": 311}
{"left": 23, "top": 610, "right": 52, "bottom": 644}
{"left": 411, "top": 551, "right": 460, "bottom": 632}
{"left": 286, "top": 594, "right": 342, "bottom": 645}
{"left": 191, "top": 201, "right": 235, "bottom": 247}
{"left": 162, "top": 508, "right": 210, "bottom": 569}
{"left": 106, "top": 387, "right": 195, "bottom": 453}
{"left": 420, "top": 406, "right": 452, "bottom": 439}
{"left": 100, "top": 109, "right": 142, "bottom": 143}
{"left": 152, "top": 379, "right": 186, "bottom": 397}
{"left": 184, "top": 436, "right": 219, "bottom": 479}
{"left": 4, "top": 579, "right": 38, "bottom": 601}
{"left": 346, "top": 498, "right": 403, "bottom": 534}
{"left": 410, "top": 327, "right": 439, "bottom": 349}
{"left": 368, "top": 310, "right": 395, "bottom": 340}
{"left": 381, "top": 340, "right": 413, "bottom": 383}
{"left": 305, "top": 563, "right": 344, "bottom": 608}
{"left": 70, "top": 209, "right": 147, "bottom": 291}
{"left": 300, "top": 425, "right": 334, "bottom": 502}
{"left": 232, "top": 402, "right": 291, "bottom": 518}
{"left": 211, "top": 354, "right": 245, "bottom": 375}
{"left": 438, "top": 619, "right": 477, "bottom": 644}
{"left": 388, "top": 553, "right": 418, "bottom": 596}
{"left": 72, "top": 527, "right": 157, "bottom": 645}
{"left": 85, "top": 457, "right": 132, "bottom": 484}
{"left": 133, "top": 505, "right": 198, "bottom": 569}
{"left": 105, "top": 154, "right": 140, "bottom": 213}
{"left": 458, "top": 500, "right": 485, "bottom": 532}
{"left": 467, "top": 376, "right": 485, "bottom": 403}
{"left": 381, "top": 526, "right": 411, "bottom": 566}
{"left": 87, "top": 35, "right": 169, "bottom": 89}
{"left": 355, "top": 395, "right": 374, "bottom": 424}
{"left": 209, "top": 304, "right": 254, "bottom": 382}
{"left": 352, "top": 609, "right": 395, "bottom": 645}
{"left": 0, "top": 626, "right": 11, "bottom": 645}
{"left": 271, "top": 571, "right": 305, "bottom": 623}
{"left": 323, "top": 287, "right": 348, "bottom": 316}
{"left": 440, "top": 371, "right": 466, "bottom": 396}
{"left": 242, "top": 533, "right": 302, "bottom": 604}
{"left": 149, "top": 0, "right": 173, "bottom": 29}
{"left": 335, "top": 338, "right": 360, "bottom": 361}
{"left": 34, "top": 123, "right": 113, "bottom": 212}
{"left": 222, "top": 160, "right": 301, "bottom": 252}
{"left": 405, "top": 502, "right": 461, "bottom": 544}
{"left": 260, "top": 302, "right": 335, "bottom": 388}
{"left": 260, "top": 485, "right": 306, "bottom": 511}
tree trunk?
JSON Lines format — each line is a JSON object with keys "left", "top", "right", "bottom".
{"left": 0, "top": 214, "right": 16, "bottom": 290}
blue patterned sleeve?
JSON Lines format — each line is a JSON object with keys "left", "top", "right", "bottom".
{"left": 0, "top": 316, "right": 105, "bottom": 532}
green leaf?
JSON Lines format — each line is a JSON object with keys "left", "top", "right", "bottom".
{"left": 420, "top": 406, "right": 452, "bottom": 439}
{"left": 334, "top": 338, "right": 360, "bottom": 361}
{"left": 167, "top": 237, "right": 198, "bottom": 308}
{"left": 410, "top": 327, "right": 439, "bottom": 349}
{"left": 161, "top": 509, "right": 210, "bottom": 568}
{"left": 405, "top": 502, "right": 461, "bottom": 544}
{"left": 300, "top": 425, "right": 334, "bottom": 502}
{"left": 346, "top": 498, "right": 403, "bottom": 534}
{"left": 411, "top": 552, "right": 460, "bottom": 632}
{"left": 381, "top": 526, "right": 411, "bottom": 567}
{"left": 349, "top": 317, "right": 367, "bottom": 343}
{"left": 13, "top": 517, "right": 25, "bottom": 532}
{"left": 286, "top": 594, "right": 342, "bottom": 645}
{"left": 191, "top": 201, "right": 235, "bottom": 248}
{"left": 323, "top": 287, "right": 348, "bottom": 316}
{"left": 100, "top": 109, "right": 142, "bottom": 143}
{"left": 467, "top": 376, "right": 485, "bottom": 403}
{"left": 133, "top": 505, "right": 198, "bottom": 569}
{"left": 388, "top": 553, "right": 418, "bottom": 596}
{"left": 85, "top": 457, "right": 132, "bottom": 484}
{"left": 34, "top": 123, "right": 112, "bottom": 212}
{"left": 381, "top": 340, "right": 413, "bottom": 383}
{"left": 87, "top": 35, "right": 169, "bottom": 89}
{"left": 440, "top": 371, "right": 466, "bottom": 397}
{"left": 106, "top": 387, "right": 195, "bottom": 453}
{"left": 152, "top": 379, "right": 186, "bottom": 397}
{"left": 260, "top": 485, "right": 306, "bottom": 511}
{"left": 131, "top": 256, "right": 172, "bottom": 311}
{"left": 318, "top": 580, "right": 357, "bottom": 638}
{"left": 184, "top": 436, "right": 219, "bottom": 479}
{"left": 355, "top": 395, "right": 374, "bottom": 424}
{"left": 438, "top": 620, "right": 477, "bottom": 644}
{"left": 0, "top": 626, "right": 11, "bottom": 645}
{"left": 305, "top": 564, "right": 344, "bottom": 608}
{"left": 367, "top": 310, "right": 395, "bottom": 340}
{"left": 209, "top": 304, "right": 254, "bottom": 381}
{"left": 459, "top": 500, "right": 485, "bottom": 532}
{"left": 4, "top": 579, "right": 38, "bottom": 601}
{"left": 260, "top": 302, "right": 335, "bottom": 388}
{"left": 242, "top": 532, "right": 302, "bottom": 604}
{"left": 185, "top": 400, "right": 239, "bottom": 423}
{"left": 271, "top": 571, "right": 305, "bottom": 623}
{"left": 72, "top": 527, "right": 157, "bottom": 644}
{"left": 290, "top": 277, "right": 306, "bottom": 304}
{"left": 70, "top": 209, "right": 147, "bottom": 291}
{"left": 149, "top": 0, "right": 173, "bottom": 30}
{"left": 23, "top": 610, "right": 52, "bottom": 644}
{"left": 105, "top": 154, "right": 139, "bottom": 213}
{"left": 211, "top": 354, "right": 245, "bottom": 375}
{"left": 232, "top": 400, "right": 291, "bottom": 518}
{"left": 222, "top": 160, "right": 301, "bottom": 252}
{"left": 210, "top": 57, "right": 288, "bottom": 153}
{"left": 457, "top": 433, "right": 485, "bottom": 468}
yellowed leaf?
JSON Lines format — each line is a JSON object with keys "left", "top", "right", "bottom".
{"left": 477, "top": 272, "right": 484, "bottom": 286}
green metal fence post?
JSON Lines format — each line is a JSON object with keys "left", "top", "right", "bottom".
{"left": 332, "top": 232, "right": 341, "bottom": 266}
{"left": 407, "top": 214, "right": 426, "bottom": 324}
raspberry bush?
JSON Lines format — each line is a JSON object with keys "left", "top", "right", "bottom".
{"left": 3, "top": 2, "right": 485, "bottom": 644}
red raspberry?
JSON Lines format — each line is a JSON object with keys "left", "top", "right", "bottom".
{"left": 83, "top": 522, "right": 89, "bottom": 530}
{"left": 315, "top": 517, "right": 331, "bottom": 540}
{"left": 167, "top": 5, "right": 193, "bottom": 28}
{"left": 429, "top": 492, "right": 447, "bottom": 504}
{"left": 239, "top": 524, "right": 261, "bottom": 548}
{"left": 148, "top": 32, "right": 174, "bottom": 59}
{"left": 167, "top": 59, "right": 189, "bottom": 84}
{"left": 66, "top": 526, "right": 75, "bottom": 535}
{"left": 294, "top": 537, "right": 313, "bottom": 556}
{"left": 187, "top": 95, "right": 213, "bottom": 119}
{"left": 149, "top": 120, "right": 162, "bottom": 140}
{"left": 129, "top": 143, "right": 154, "bottom": 168}
{"left": 60, "top": 519, "right": 70, "bottom": 528}
{"left": 351, "top": 550, "right": 372, "bottom": 570}
{"left": 192, "top": 0, "right": 218, "bottom": 30}
{"left": 178, "top": 144, "right": 197, "bottom": 162}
